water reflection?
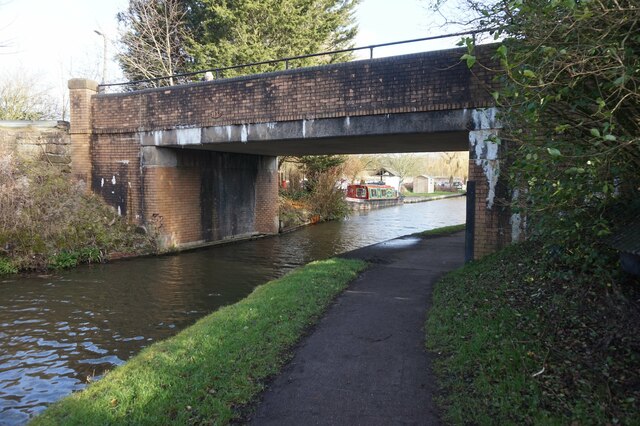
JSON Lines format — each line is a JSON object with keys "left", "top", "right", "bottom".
{"left": 0, "top": 197, "right": 465, "bottom": 425}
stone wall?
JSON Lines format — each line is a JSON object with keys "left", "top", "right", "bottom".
{"left": 0, "top": 121, "right": 71, "bottom": 168}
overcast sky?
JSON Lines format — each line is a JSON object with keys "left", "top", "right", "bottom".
{"left": 1, "top": 0, "right": 464, "bottom": 100}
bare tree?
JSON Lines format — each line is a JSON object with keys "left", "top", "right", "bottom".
{"left": 379, "top": 154, "right": 423, "bottom": 190}
{"left": 0, "top": 71, "right": 59, "bottom": 120}
{"left": 116, "top": 0, "right": 190, "bottom": 87}
{"left": 440, "top": 152, "right": 467, "bottom": 185}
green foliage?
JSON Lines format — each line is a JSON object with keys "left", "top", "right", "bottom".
{"left": 295, "top": 154, "right": 346, "bottom": 190}
{"left": 117, "top": 0, "right": 360, "bottom": 84}
{"left": 185, "top": 0, "right": 360, "bottom": 75}
{"left": 427, "top": 241, "right": 640, "bottom": 424}
{"left": 0, "top": 257, "right": 17, "bottom": 274}
{"left": 280, "top": 156, "right": 349, "bottom": 223}
{"left": 306, "top": 167, "right": 349, "bottom": 220}
{"left": 458, "top": 0, "right": 640, "bottom": 270}
{"left": 47, "top": 248, "right": 103, "bottom": 270}
{"left": 33, "top": 258, "right": 367, "bottom": 425}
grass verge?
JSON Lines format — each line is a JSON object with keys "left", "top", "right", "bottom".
{"left": 426, "top": 241, "right": 640, "bottom": 424}
{"left": 32, "top": 258, "right": 367, "bottom": 426}
{"left": 415, "top": 224, "right": 465, "bottom": 238}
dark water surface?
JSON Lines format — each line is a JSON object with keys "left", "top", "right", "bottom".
{"left": 0, "top": 197, "right": 465, "bottom": 425}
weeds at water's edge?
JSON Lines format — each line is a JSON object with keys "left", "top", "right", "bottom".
{"left": 0, "top": 149, "right": 155, "bottom": 275}
{"left": 426, "top": 241, "right": 640, "bottom": 424}
{"left": 31, "top": 258, "right": 367, "bottom": 426}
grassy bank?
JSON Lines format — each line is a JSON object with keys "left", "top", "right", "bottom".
{"left": 426, "top": 242, "right": 640, "bottom": 424}
{"left": 32, "top": 257, "right": 367, "bottom": 425}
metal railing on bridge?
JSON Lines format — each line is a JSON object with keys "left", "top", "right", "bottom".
{"left": 98, "top": 29, "right": 497, "bottom": 93}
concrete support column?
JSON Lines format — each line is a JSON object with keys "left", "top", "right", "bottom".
{"left": 468, "top": 108, "right": 511, "bottom": 259}
{"left": 68, "top": 79, "right": 98, "bottom": 185}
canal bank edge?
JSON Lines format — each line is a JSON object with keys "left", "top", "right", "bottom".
{"left": 28, "top": 224, "right": 465, "bottom": 425}
{"left": 30, "top": 257, "right": 367, "bottom": 425}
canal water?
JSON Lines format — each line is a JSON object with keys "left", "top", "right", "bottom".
{"left": 0, "top": 197, "right": 465, "bottom": 425}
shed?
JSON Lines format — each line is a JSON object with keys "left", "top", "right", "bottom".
{"left": 413, "top": 175, "right": 434, "bottom": 194}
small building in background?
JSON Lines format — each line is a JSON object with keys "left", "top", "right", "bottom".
{"left": 413, "top": 175, "right": 434, "bottom": 194}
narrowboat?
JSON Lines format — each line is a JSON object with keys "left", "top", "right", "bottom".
{"left": 345, "top": 183, "right": 402, "bottom": 210}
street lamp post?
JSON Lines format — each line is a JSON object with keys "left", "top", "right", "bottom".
{"left": 94, "top": 30, "right": 107, "bottom": 84}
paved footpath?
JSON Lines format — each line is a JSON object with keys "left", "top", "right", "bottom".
{"left": 248, "top": 231, "right": 465, "bottom": 426}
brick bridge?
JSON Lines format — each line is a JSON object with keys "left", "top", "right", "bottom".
{"left": 68, "top": 44, "right": 512, "bottom": 259}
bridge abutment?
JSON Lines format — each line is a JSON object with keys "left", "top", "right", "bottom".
{"left": 468, "top": 108, "right": 512, "bottom": 259}
{"left": 141, "top": 148, "right": 278, "bottom": 249}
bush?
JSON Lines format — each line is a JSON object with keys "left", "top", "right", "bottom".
{"left": 0, "top": 257, "right": 17, "bottom": 274}
{"left": 307, "top": 167, "right": 349, "bottom": 221}
{"left": 0, "top": 147, "right": 154, "bottom": 272}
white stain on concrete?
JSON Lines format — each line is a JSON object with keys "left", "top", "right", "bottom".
{"left": 226, "top": 125, "right": 232, "bottom": 141}
{"left": 152, "top": 130, "right": 163, "bottom": 146}
{"left": 345, "top": 116, "right": 351, "bottom": 127}
{"left": 240, "top": 124, "right": 248, "bottom": 143}
{"left": 176, "top": 127, "right": 201, "bottom": 146}
{"left": 302, "top": 120, "right": 306, "bottom": 138}
{"left": 471, "top": 107, "right": 499, "bottom": 130}
{"left": 469, "top": 107, "right": 502, "bottom": 210}
{"left": 266, "top": 122, "right": 277, "bottom": 130}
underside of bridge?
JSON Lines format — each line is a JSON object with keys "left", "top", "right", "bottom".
{"left": 141, "top": 111, "right": 470, "bottom": 156}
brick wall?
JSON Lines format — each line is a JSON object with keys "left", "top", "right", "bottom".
{"left": 254, "top": 157, "right": 279, "bottom": 234}
{"left": 104, "top": 145, "right": 279, "bottom": 248}
{"left": 91, "top": 45, "right": 499, "bottom": 134}
{"left": 91, "top": 133, "right": 143, "bottom": 222}
{"left": 468, "top": 157, "right": 512, "bottom": 259}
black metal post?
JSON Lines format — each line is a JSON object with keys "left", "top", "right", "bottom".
{"left": 465, "top": 181, "right": 476, "bottom": 263}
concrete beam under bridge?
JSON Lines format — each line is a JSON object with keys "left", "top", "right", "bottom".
{"left": 140, "top": 110, "right": 475, "bottom": 156}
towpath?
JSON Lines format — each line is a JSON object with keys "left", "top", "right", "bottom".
{"left": 248, "top": 231, "right": 465, "bottom": 425}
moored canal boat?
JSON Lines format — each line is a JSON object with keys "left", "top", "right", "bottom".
{"left": 345, "top": 183, "right": 402, "bottom": 210}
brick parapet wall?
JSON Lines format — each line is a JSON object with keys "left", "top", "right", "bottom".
{"left": 91, "top": 45, "right": 499, "bottom": 134}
